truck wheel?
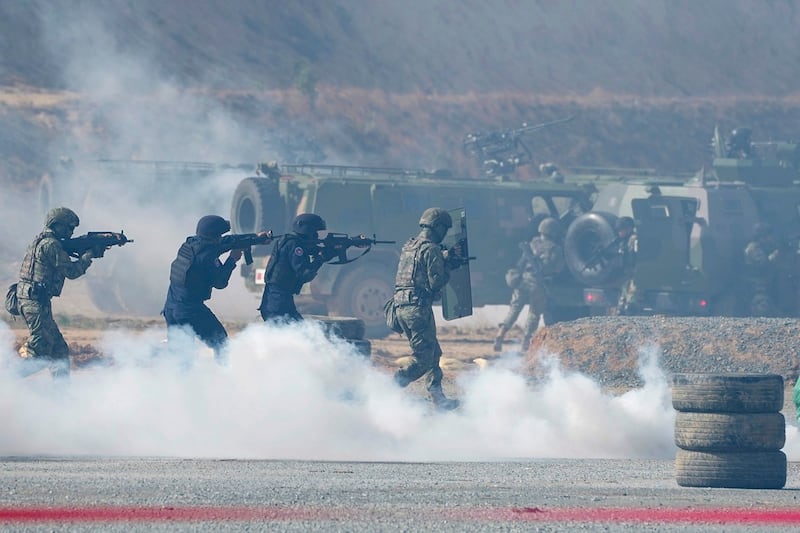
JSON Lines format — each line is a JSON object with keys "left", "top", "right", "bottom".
{"left": 674, "top": 412, "right": 785, "bottom": 452}
{"left": 230, "top": 177, "right": 286, "bottom": 235}
{"left": 671, "top": 373, "right": 784, "bottom": 413}
{"left": 675, "top": 450, "right": 786, "bottom": 489}
{"left": 564, "top": 211, "right": 624, "bottom": 286}
{"left": 329, "top": 262, "right": 394, "bottom": 338}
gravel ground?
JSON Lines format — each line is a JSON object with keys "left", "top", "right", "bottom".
{"left": 528, "top": 316, "right": 800, "bottom": 390}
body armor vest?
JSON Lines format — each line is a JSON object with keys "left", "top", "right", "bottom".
{"left": 19, "top": 232, "right": 66, "bottom": 298}
{"left": 265, "top": 234, "right": 303, "bottom": 292}
{"left": 169, "top": 238, "right": 197, "bottom": 287}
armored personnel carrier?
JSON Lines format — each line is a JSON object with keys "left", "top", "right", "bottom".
{"left": 561, "top": 127, "right": 800, "bottom": 317}
{"left": 230, "top": 163, "right": 597, "bottom": 335}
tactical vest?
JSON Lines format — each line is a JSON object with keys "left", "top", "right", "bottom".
{"left": 394, "top": 236, "right": 437, "bottom": 305}
{"left": 530, "top": 236, "right": 562, "bottom": 277}
{"left": 169, "top": 238, "right": 198, "bottom": 287}
{"left": 18, "top": 231, "right": 66, "bottom": 298}
{"left": 265, "top": 234, "right": 304, "bottom": 292}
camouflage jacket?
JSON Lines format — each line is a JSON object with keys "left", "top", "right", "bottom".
{"left": 744, "top": 239, "right": 779, "bottom": 279}
{"left": 393, "top": 228, "right": 450, "bottom": 306}
{"left": 17, "top": 229, "right": 91, "bottom": 300}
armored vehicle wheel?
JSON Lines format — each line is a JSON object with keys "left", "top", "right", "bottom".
{"left": 230, "top": 177, "right": 286, "bottom": 234}
{"left": 564, "top": 211, "right": 624, "bottom": 286}
{"left": 674, "top": 412, "right": 785, "bottom": 452}
{"left": 329, "top": 262, "right": 393, "bottom": 338}
{"left": 675, "top": 450, "right": 786, "bottom": 489}
{"left": 671, "top": 373, "right": 784, "bottom": 413}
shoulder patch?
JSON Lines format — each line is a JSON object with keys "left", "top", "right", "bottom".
{"left": 294, "top": 247, "right": 305, "bottom": 256}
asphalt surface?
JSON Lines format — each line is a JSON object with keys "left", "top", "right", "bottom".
{"left": 2, "top": 458, "right": 800, "bottom": 531}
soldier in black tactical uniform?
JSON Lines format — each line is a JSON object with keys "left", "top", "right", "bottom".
{"left": 259, "top": 213, "right": 334, "bottom": 322}
{"left": 392, "top": 207, "right": 463, "bottom": 411}
{"left": 494, "top": 217, "right": 565, "bottom": 352}
{"left": 15, "top": 207, "right": 95, "bottom": 380}
{"left": 163, "top": 215, "right": 269, "bottom": 362}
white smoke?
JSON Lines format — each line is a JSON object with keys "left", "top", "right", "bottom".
{"left": 0, "top": 320, "right": 698, "bottom": 461}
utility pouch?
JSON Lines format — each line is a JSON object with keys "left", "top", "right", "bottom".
{"left": 383, "top": 297, "right": 403, "bottom": 334}
{"left": 5, "top": 283, "right": 19, "bottom": 316}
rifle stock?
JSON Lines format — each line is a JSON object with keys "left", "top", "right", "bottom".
{"left": 307, "top": 233, "right": 396, "bottom": 265}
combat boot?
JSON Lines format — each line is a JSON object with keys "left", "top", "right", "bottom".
{"left": 493, "top": 325, "right": 507, "bottom": 352}
{"left": 429, "top": 388, "right": 460, "bottom": 411}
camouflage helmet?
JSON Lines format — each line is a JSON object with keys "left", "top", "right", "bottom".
{"left": 418, "top": 207, "right": 452, "bottom": 229}
{"left": 293, "top": 213, "right": 327, "bottom": 236}
{"left": 196, "top": 215, "right": 231, "bottom": 238}
{"left": 615, "top": 216, "right": 635, "bottom": 232}
{"left": 537, "top": 217, "right": 561, "bottom": 238}
{"left": 45, "top": 207, "right": 80, "bottom": 229}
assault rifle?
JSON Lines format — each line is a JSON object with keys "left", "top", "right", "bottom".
{"left": 62, "top": 231, "right": 133, "bottom": 258}
{"left": 462, "top": 116, "right": 573, "bottom": 176}
{"left": 444, "top": 238, "right": 476, "bottom": 268}
{"left": 583, "top": 236, "right": 623, "bottom": 271}
{"left": 308, "top": 233, "right": 395, "bottom": 265}
{"left": 219, "top": 232, "right": 273, "bottom": 265}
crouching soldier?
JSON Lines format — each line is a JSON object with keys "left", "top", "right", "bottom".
{"left": 15, "top": 207, "right": 95, "bottom": 380}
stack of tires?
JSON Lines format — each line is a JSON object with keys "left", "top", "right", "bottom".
{"left": 672, "top": 373, "right": 787, "bottom": 489}
{"left": 313, "top": 316, "right": 372, "bottom": 358}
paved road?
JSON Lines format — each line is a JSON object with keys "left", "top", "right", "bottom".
{"left": 1, "top": 458, "right": 800, "bottom": 531}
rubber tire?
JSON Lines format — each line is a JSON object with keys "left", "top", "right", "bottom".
{"left": 674, "top": 412, "right": 785, "bottom": 452}
{"left": 675, "top": 449, "right": 786, "bottom": 489}
{"left": 230, "top": 177, "right": 286, "bottom": 235}
{"left": 328, "top": 262, "right": 394, "bottom": 338}
{"left": 564, "top": 211, "right": 624, "bottom": 286}
{"left": 671, "top": 373, "right": 784, "bottom": 413}
{"left": 310, "top": 315, "right": 366, "bottom": 341}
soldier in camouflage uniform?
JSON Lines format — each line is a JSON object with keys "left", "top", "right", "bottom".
{"left": 743, "top": 222, "right": 780, "bottom": 316}
{"left": 392, "top": 207, "right": 462, "bottom": 411}
{"left": 615, "top": 217, "right": 640, "bottom": 315}
{"left": 494, "top": 217, "right": 565, "bottom": 352}
{"left": 15, "top": 207, "right": 95, "bottom": 380}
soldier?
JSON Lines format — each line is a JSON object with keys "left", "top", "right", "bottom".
{"left": 259, "top": 213, "right": 334, "bottom": 322}
{"left": 539, "top": 162, "right": 565, "bottom": 183}
{"left": 494, "top": 217, "right": 565, "bottom": 352}
{"left": 742, "top": 222, "right": 780, "bottom": 316}
{"left": 392, "top": 207, "right": 463, "bottom": 411}
{"left": 15, "top": 207, "right": 95, "bottom": 380}
{"left": 163, "top": 215, "right": 269, "bottom": 362}
{"left": 615, "top": 216, "right": 640, "bottom": 315}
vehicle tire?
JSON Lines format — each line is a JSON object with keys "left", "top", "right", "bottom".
{"left": 310, "top": 315, "right": 366, "bottom": 341}
{"left": 230, "top": 177, "right": 286, "bottom": 235}
{"left": 675, "top": 449, "right": 786, "bottom": 489}
{"left": 328, "top": 262, "right": 394, "bottom": 338}
{"left": 674, "top": 412, "right": 785, "bottom": 452}
{"left": 671, "top": 373, "right": 784, "bottom": 413}
{"left": 564, "top": 211, "right": 624, "bottom": 286}
{"left": 86, "top": 255, "right": 166, "bottom": 316}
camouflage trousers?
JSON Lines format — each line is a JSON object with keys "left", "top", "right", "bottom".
{"left": 17, "top": 297, "right": 70, "bottom": 379}
{"left": 499, "top": 283, "right": 547, "bottom": 337}
{"left": 393, "top": 303, "right": 444, "bottom": 393}
{"left": 746, "top": 279, "right": 775, "bottom": 317}
{"left": 617, "top": 278, "right": 641, "bottom": 314}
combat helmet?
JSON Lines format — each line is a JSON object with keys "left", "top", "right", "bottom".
{"left": 196, "top": 215, "right": 231, "bottom": 239}
{"left": 45, "top": 207, "right": 80, "bottom": 229}
{"left": 537, "top": 217, "right": 561, "bottom": 239}
{"left": 418, "top": 207, "right": 452, "bottom": 229}
{"left": 615, "top": 216, "right": 635, "bottom": 233}
{"left": 293, "top": 213, "right": 327, "bottom": 237}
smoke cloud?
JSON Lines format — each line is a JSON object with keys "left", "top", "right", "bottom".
{"left": 6, "top": 320, "right": 796, "bottom": 461}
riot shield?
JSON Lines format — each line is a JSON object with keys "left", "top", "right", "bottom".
{"left": 442, "top": 207, "right": 474, "bottom": 320}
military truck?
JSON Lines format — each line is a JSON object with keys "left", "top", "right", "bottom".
{"left": 230, "top": 163, "right": 597, "bottom": 335}
{"left": 560, "top": 127, "right": 800, "bottom": 317}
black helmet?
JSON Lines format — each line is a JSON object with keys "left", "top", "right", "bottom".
{"left": 615, "top": 216, "right": 635, "bottom": 232}
{"left": 196, "top": 215, "right": 231, "bottom": 239}
{"left": 293, "top": 213, "right": 326, "bottom": 236}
